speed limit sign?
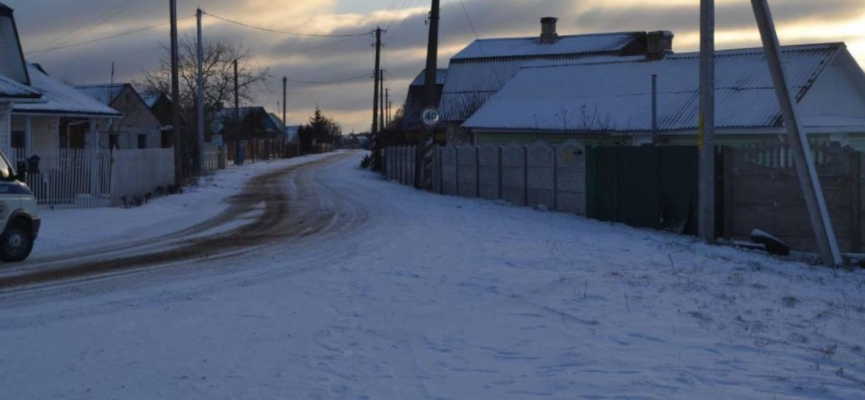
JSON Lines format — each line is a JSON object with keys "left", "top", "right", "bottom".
{"left": 421, "top": 107, "right": 441, "bottom": 129}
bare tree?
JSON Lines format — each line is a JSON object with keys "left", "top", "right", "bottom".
{"left": 138, "top": 37, "right": 269, "bottom": 141}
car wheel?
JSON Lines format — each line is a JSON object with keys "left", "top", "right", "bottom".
{"left": 0, "top": 220, "right": 34, "bottom": 263}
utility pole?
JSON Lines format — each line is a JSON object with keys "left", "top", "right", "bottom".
{"left": 234, "top": 59, "right": 241, "bottom": 164}
{"left": 170, "top": 0, "right": 183, "bottom": 184}
{"left": 750, "top": 0, "right": 842, "bottom": 267}
{"left": 283, "top": 76, "right": 287, "bottom": 134}
{"left": 698, "top": 0, "right": 715, "bottom": 243}
{"left": 371, "top": 27, "right": 382, "bottom": 171}
{"left": 419, "top": 0, "right": 441, "bottom": 189}
{"left": 195, "top": 8, "right": 205, "bottom": 175}
{"left": 385, "top": 88, "right": 390, "bottom": 130}
{"left": 380, "top": 69, "right": 386, "bottom": 132}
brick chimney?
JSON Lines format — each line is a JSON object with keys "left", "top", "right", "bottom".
{"left": 540, "top": 17, "right": 559, "bottom": 44}
{"left": 647, "top": 31, "right": 674, "bottom": 60}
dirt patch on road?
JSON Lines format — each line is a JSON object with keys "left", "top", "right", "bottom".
{"left": 0, "top": 154, "right": 355, "bottom": 289}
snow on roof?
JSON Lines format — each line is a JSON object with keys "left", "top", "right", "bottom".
{"left": 452, "top": 32, "right": 644, "bottom": 60}
{"left": 14, "top": 65, "right": 121, "bottom": 117}
{"left": 463, "top": 43, "right": 844, "bottom": 133}
{"left": 75, "top": 83, "right": 127, "bottom": 105}
{"left": 410, "top": 69, "right": 448, "bottom": 87}
{"left": 0, "top": 72, "right": 40, "bottom": 100}
{"left": 141, "top": 92, "right": 162, "bottom": 108}
{"left": 440, "top": 32, "right": 647, "bottom": 122}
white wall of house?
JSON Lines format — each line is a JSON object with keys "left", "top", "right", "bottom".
{"left": 800, "top": 51, "right": 865, "bottom": 130}
{"left": 108, "top": 86, "right": 162, "bottom": 150}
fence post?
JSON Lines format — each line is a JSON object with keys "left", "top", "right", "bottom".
{"left": 475, "top": 147, "right": 481, "bottom": 198}
{"left": 523, "top": 146, "right": 529, "bottom": 207}
{"left": 851, "top": 149, "right": 861, "bottom": 253}
{"left": 722, "top": 146, "right": 734, "bottom": 240}
{"left": 498, "top": 146, "right": 503, "bottom": 200}
{"left": 553, "top": 146, "right": 558, "bottom": 211}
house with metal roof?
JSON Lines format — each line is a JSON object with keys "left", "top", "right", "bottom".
{"left": 76, "top": 83, "right": 162, "bottom": 149}
{"left": 462, "top": 43, "right": 865, "bottom": 149}
{"left": 215, "top": 106, "right": 284, "bottom": 141}
{"left": 439, "top": 16, "right": 669, "bottom": 144}
{"left": 0, "top": 2, "right": 123, "bottom": 160}
{"left": 402, "top": 68, "right": 447, "bottom": 133}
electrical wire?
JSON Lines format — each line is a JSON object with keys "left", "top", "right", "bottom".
{"left": 25, "top": 16, "right": 195, "bottom": 56}
{"left": 204, "top": 11, "right": 370, "bottom": 38}
{"left": 30, "top": 0, "right": 143, "bottom": 53}
{"left": 285, "top": 72, "right": 373, "bottom": 85}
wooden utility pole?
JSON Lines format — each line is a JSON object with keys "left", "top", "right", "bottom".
{"left": 283, "top": 76, "right": 287, "bottom": 134}
{"left": 371, "top": 27, "right": 382, "bottom": 171}
{"left": 170, "top": 0, "right": 183, "bottom": 184}
{"left": 385, "top": 89, "right": 390, "bottom": 129}
{"left": 380, "top": 69, "right": 386, "bottom": 132}
{"left": 698, "top": 0, "right": 716, "bottom": 243}
{"left": 234, "top": 58, "right": 241, "bottom": 164}
{"left": 195, "top": 8, "right": 205, "bottom": 175}
{"left": 419, "top": 0, "right": 441, "bottom": 190}
{"left": 750, "top": 0, "right": 842, "bottom": 267}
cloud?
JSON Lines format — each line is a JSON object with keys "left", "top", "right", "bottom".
{"left": 3, "top": 0, "right": 864, "bottom": 133}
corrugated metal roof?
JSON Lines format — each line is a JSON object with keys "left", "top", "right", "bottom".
{"left": 410, "top": 69, "right": 448, "bottom": 87}
{"left": 440, "top": 32, "right": 646, "bottom": 123}
{"left": 452, "top": 32, "right": 643, "bottom": 60}
{"left": 0, "top": 72, "right": 40, "bottom": 100}
{"left": 14, "top": 65, "right": 121, "bottom": 116}
{"left": 463, "top": 44, "right": 843, "bottom": 133}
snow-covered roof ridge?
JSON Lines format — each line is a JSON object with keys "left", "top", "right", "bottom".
{"left": 75, "top": 83, "right": 132, "bottom": 105}
{"left": 451, "top": 31, "right": 646, "bottom": 61}
{"left": 14, "top": 64, "right": 121, "bottom": 117}
{"left": 463, "top": 43, "right": 846, "bottom": 133}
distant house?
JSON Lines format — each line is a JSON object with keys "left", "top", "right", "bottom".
{"left": 141, "top": 91, "right": 176, "bottom": 148}
{"left": 216, "top": 106, "right": 283, "bottom": 141}
{"left": 402, "top": 68, "right": 447, "bottom": 137}
{"left": 462, "top": 43, "right": 865, "bottom": 149}
{"left": 439, "top": 17, "right": 662, "bottom": 145}
{"left": 76, "top": 84, "right": 162, "bottom": 149}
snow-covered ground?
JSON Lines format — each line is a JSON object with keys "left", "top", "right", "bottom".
{"left": 33, "top": 153, "right": 334, "bottom": 257}
{"left": 2, "top": 152, "right": 865, "bottom": 399}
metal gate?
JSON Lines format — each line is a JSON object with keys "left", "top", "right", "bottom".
{"left": 586, "top": 146, "right": 699, "bottom": 234}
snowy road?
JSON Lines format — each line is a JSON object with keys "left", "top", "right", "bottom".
{"left": 2, "top": 151, "right": 865, "bottom": 398}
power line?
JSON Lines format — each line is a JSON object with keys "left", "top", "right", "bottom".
{"left": 204, "top": 11, "right": 370, "bottom": 38}
{"left": 25, "top": 16, "right": 194, "bottom": 56}
{"left": 29, "top": 0, "right": 142, "bottom": 53}
{"left": 285, "top": 72, "right": 373, "bottom": 85}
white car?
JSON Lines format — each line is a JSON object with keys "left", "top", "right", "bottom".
{"left": 0, "top": 151, "right": 39, "bottom": 262}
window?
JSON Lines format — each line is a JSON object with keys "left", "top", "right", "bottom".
{"left": 109, "top": 134, "right": 119, "bottom": 150}
{"left": 138, "top": 134, "right": 147, "bottom": 149}
{"left": 11, "top": 130, "right": 25, "bottom": 150}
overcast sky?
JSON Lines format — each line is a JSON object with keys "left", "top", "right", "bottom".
{"left": 5, "top": 0, "right": 865, "bottom": 133}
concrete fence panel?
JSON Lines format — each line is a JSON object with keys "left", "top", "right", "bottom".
{"left": 556, "top": 141, "right": 587, "bottom": 215}
{"left": 478, "top": 146, "right": 501, "bottom": 200}
{"left": 457, "top": 146, "right": 479, "bottom": 198}
{"left": 501, "top": 144, "right": 527, "bottom": 206}
{"left": 441, "top": 146, "right": 458, "bottom": 195}
{"left": 527, "top": 141, "right": 555, "bottom": 209}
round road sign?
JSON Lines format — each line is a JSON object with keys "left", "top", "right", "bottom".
{"left": 421, "top": 107, "right": 441, "bottom": 129}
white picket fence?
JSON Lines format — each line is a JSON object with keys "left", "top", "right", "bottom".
{"left": 9, "top": 148, "right": 174, "bottom": 209}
